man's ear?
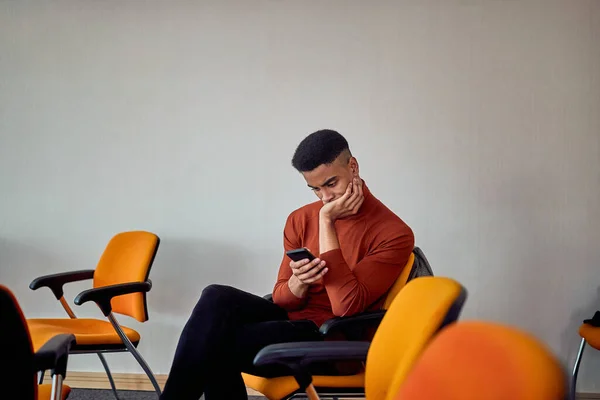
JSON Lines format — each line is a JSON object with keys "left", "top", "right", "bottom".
{"left": 350, "top": 157, "right": 359, "bottom": 176}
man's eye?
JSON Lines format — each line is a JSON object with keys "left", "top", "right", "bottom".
{"left": 311, "top": 188, "right": 320, "bottom": 192}
{"left": 327, "top": 182, "right": 336, "bottom": 187}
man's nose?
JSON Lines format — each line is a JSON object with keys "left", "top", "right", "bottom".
{"left": 321, "top": 190, "right": 334, "bottom": 203}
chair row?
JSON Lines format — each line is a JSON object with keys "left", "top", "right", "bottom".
{"left": 248, "top": 276, "right": 570, "bottom": 400}
{"left": 2, "top": 230, "right": 599, "bottom": 399}
{"left": 0, "top": 275, "right": 572, "bottom": 400}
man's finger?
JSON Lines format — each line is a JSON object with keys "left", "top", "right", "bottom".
{"left": 299, "top": 262, "right": 326, "bottom": 279}
{"left": 298, "top": 262, "right": 326, "bottom": 280}
{"left": 347, "top": 191, "right": 363, "bottom": 211}
{"left": 299, "top": 259, "right": 323, "bottom": 274}
{"left": 351, "top": 198, "right": 365, "bottom": 214}
{"left": 339, "top": 183, "right": 356, "bottom": 208}
{"left": 289, "top": 258, "right": 312, "bottom": 270}
{"left": 294, "top": 259, "right": 324, "bottom": 275}
{"left": 343, "top": 181, "right": 353, "bottom": 198}
{"left": 346, "top": 178, "right": 361, "bottom": 201}
{"left": 302, "top": 268, "right": 328, "bottom": 284}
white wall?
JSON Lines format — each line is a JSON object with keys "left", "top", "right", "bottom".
{"left": 1, "top": 0, "right": 599, "bottom": 392}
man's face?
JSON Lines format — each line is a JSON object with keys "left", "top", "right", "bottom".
{"left": 302, "top": 154, "right": 359, "bottom": 204}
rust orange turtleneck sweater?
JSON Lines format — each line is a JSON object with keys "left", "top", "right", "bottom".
{"left": 272, "top": 182, "right": 415, "bottom": 326}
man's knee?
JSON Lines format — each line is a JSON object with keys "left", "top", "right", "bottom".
{"left": 199, "top": 284, "right": 240, "bottom": 306}
{"left": 202, "top": 283, "right": 229, "bottom": 295}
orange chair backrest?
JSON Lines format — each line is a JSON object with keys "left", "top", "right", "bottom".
{"left": 382, "top": 252, "right": 415, "bottom": 310}
{"left": 0, "top": 285, "right": 37, "bottom": 399}
{"left": 93, "top": 231, "right": 160, "bottom": 322}
{"left": 365, "top": 276, "right": 467, "bottom": 400}
{"left": 393, "top": 321, "right": 567, "bottom": 400}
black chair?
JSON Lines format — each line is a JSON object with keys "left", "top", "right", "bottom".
{"left": 0, "top": 284, "right": 75, "bottom": 400}
{"left": 243, "top": 247, "right": 434, "bottom": 399}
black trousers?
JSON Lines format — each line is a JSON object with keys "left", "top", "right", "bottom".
{"left": 160, "top": 284, "right": 328, "bottom": 400}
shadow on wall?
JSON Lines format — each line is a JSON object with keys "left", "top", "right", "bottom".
{"left": 147, "top": 238, "right": 255, "bottom": 319}
{"left": 0, "top": 235, "right": 264, "bottom": 319}
{"left": 0, "top": 236, "right": 131, "bottom": 320}
{"left": 0, "top": 237, "right": 77, "bottom": 313}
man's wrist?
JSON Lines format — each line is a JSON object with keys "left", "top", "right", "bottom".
{"left": 288, "top": 275, "right": 308, "bottom": 298}
{"left": 319, "top": 213, "right": 340, "bottom": 254}
{"left": 319, "top": 211, "right": 334, "bottom": 225}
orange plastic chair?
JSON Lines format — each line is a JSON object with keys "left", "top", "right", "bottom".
{"left": 243, "top": 247, "right": 433, "bottom": 399}
{"left": 572, "top": 311, "right": 600, "bottom": 400}
{"left": 0, "top": 284, "right": 74, "bottom": 400}
{"left": 251, "top": 276, "right": 467, "bottom": 400}
{"left": 26, "top": 231, "right": 161, "bottom": 398}
{"left": 394, "top": 321, "right": 568, "bottom": 400}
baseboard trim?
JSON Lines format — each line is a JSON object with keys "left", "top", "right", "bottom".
{"left": 43, "top": 371, "right": 262, "bottom": 396}
{"left": 43, "top": 371, "right": 167, "bottom": 392}
{"left": 45, "top": 371, "right": 599, "bottom": 399}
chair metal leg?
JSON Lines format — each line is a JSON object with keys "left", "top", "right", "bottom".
{"left": 571, "top": 338, "right": 586, "bottom": 400}
{"left": 108, "top": 313, "right": 162, "bottom": 397}
{"left": 39, "top": 370, "right": 45, "bottom": 384}
{"left": 97, "top": 353, "right": 121, "bottom": 400}
{"left": 50, "top": 374, "right": 64, "bottom": 400}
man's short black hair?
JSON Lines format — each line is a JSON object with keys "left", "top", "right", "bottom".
{"left": 291, "top": 129, "right": 351, "bottom": 172}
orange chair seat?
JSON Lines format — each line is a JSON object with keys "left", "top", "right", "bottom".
{"left": 242, "top": 372, "right": 365, "bottom": 400}
{"left": 28, "top": 318, "right": 140, "bottom": 351}
{"left": 38, "top": 383, "right": 71, "bottom": 399}
{"left": 579, "top": 323, "right": 600, "bottom": 350}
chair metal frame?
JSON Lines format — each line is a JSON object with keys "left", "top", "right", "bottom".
{"left": 571, "top": 312, "right": 600, "bottom": 400}
{"left": 47, "top": 288, "right": 162, "bottom": 399}
{"left": 571, "top": 337, "right": 586, "bottom": 400}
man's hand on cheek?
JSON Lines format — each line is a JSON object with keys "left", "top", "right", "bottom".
{"left": 320, "top": 178, "right": 364, "bottom": 222}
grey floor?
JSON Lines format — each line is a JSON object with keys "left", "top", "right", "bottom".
{"left": 68, "top": 389, "right": 266, "bottom": 399}
{"left": 69, "top": 389, "right": 154, "bottom": 400}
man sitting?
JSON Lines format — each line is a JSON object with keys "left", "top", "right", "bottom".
{"left": 160, "top": 129, "right": 415, "bottom": 400}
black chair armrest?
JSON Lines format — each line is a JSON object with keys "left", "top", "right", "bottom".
{"left": 74, "top": 280, "right": 152, "bottom": 316}
{"left": 29, "top": 270, "right": 95, "bottom": 300}
{"left": 263, "top": 293, "right": 273, "bottom": 302}
{"left": 254, "top": 341, "right": 370, "bottom": 389}
{"left": 254, "top": 341, "right": 370, "bottom": 365}
{"left": 33, "top": 333, "right": 76, "bottom": 377}
{"left": 319, "top": 310, "right": 386, "bottom": 338}
{"left": 583, "top": 311, "right": 600, "bottom": 327}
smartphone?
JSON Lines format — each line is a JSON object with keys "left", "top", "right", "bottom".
{"left": 286, "top": 247, "right": 316, "bottom": 262}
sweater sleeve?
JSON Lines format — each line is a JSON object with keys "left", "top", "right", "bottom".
{"left": 320, "top": 228, "right": 415, "bottom": 317}
{"left": 272, "top": 213, "right": 308, "bottom": 311}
